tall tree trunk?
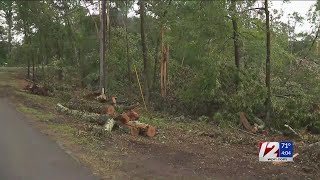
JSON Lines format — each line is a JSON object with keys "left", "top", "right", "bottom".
{"left": 23, "top": 23, "right": 30, "bottom": 79}
{"left": 32, "top": 48, "right": 35, "bottom": 82}
{"left": 230, "top": 0, "right": 240, "bottom": 86}
{"left": 265, "top": 0, "right": 272, "bottom": 124}
{"left": 106, "top": 0, "right": 110, "bottom": 92}
{"left": 107, "top": 0, "right": 111, "bottom": 48}
{"left": 99, "top": 0, "right": 107, "bottom": 94}
{"left": 152, "top": 36, "right": 160, "bottom": 89}
{"left": 5, "top": 2, "right": 13, "bottom": 57}
{"left": 139, "top": 0, "right": 150, "bottom": 104}
{"left": 124, "top": 0, "right": 132, "bottom": 98}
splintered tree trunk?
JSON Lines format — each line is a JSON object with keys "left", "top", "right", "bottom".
{"left": 99, "top": 0, "right": 107, "bottom": 94}
{"left": 230, "top": 0, "right": 240, "bottom": 86}
{"left": 265, "top": 0, "right": 272, "bottom": 125}
{"left": 152, "top": 0, "right": 172, "bottom": 90}
{"left": 139, "top": 0, "right": 150, "bottom": 104}
{"left": 160, "top": 28, "right": 169, "bottom": 97}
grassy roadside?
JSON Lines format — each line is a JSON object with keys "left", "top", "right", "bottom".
{"left": 0, "top": 68, "right": 213, "bottom": 179}
{"left": 0, "top": 69, "right": 128, "bottom": 179}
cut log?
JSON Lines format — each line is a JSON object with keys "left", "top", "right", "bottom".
{"left": 103, "top": 119, "right": 116, "bottom": 131}
{"left": 96, "top": 94, "right": 107, "bottom": 102}
{"left": 145, "top": 126, "right": 156, "bottom": 137}
{"left": 130, "top": 127, "right": 140, "bottom": 136}
{"left": 114, "top": 113, "right": 130, "bottom": 124}
{"left": 56, "top": 103, "right": 110, "bottom": 124}
{"left": 104, "top": 105, "right": 116, "bottom": 116}
{"left": 126, "top": 121, "right": 157, "bottom": 137}
{"left": 127, "top": 110, "right": 140, "bottom": 121}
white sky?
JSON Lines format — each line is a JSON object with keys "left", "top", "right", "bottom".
{"left": 270, "top": 0, "right": 317, "bottom": 33}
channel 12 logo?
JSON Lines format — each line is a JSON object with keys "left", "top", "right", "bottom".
{"left": 259, "top": 142, "right": 294, "bottom": 162}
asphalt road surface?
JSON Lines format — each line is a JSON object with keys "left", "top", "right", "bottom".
{"left": 0, "top": 98, "right": 99, "bottom": 180}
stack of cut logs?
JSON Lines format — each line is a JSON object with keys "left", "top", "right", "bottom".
{"left": 56, "top": 94, "right": 156, "bottom": 137}
{"left": 102, "top": 96, "right": 156, "bottom": 137}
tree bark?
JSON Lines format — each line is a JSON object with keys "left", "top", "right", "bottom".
{"left": 106, "top": 0, "right": 110, "bottom": 92}
{"left": 152, "top": 36, "right": 160, "bottom": 89}
{"left": 124, "top": 0, "right": 132, "bottom": 98}
{"left": 32, "top": 48, "right": 35, "bottom": 82}
{"left": 139, "top": 0, "right": 150, "bottom": 104}
{"left": 23, "top": 23, "right": 30, "bottom": 79}
{"left": 265, "top": 0, "right": 272, "bottom": 124}
{"left": 99, "top": 0, "right": 107, "bottom": 94}
{"left": 230, "top": 0, "right": 240, "bottom": 85}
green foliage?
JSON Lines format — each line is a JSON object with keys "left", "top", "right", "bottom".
{"left": 1, "top": 0, "right": 320, "bottom": 130}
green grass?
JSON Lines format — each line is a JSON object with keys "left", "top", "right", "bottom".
{"left": 139, "top": 115, "right": 209, "bottom": 131}
{"left": 16, "top": 103, "right": 55, "bottom": 121}
{"left": 48, "top": 124, "right": 76, "bottom": 136}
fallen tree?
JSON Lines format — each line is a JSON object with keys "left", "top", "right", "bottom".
{"left": 56, "top": 103, "right": 156, "bottom": 137}
{"left": 56, "top": 103, "right": 111, "bottom": 124}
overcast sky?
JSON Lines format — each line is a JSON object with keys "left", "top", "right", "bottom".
{"left": 127, "top": 0, "right": 317, "bottom": 33}
{"left": 270, "top": 0, "right": 317, "bottom": 33}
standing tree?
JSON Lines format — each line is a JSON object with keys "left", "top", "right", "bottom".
{"left": 99, "top": 0, "right": 107, "bottom": 94}
{"left": 264, "top": 0, "right": 272, "bottom": 124}
{"left": 139, "top": 0, "right": 150, "bottom": 104}
{"left": 230, "top": 0, "right": 240, "bottom": 86}
{"left": 0, "top": 1, "right": 13, "bottom": 58}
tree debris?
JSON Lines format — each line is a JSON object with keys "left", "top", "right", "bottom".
{"left": 240, "top": 112, "right": 255, "bottom": 133}
{"left": 56, "top": 102, "right": 156, "bottom": 137}
{"left": 24, "top": 83, "right": 49, "bottom": 96}
{"left": 284, "top": 124, "right": 303, "bottom": 139}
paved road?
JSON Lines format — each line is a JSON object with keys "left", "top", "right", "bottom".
{"left": 0, "top": 98, "right": 99, "bottom": 180}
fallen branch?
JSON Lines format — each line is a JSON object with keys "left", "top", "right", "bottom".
{"left": 284, "top": 124, "right": 303, "bottom": 139}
